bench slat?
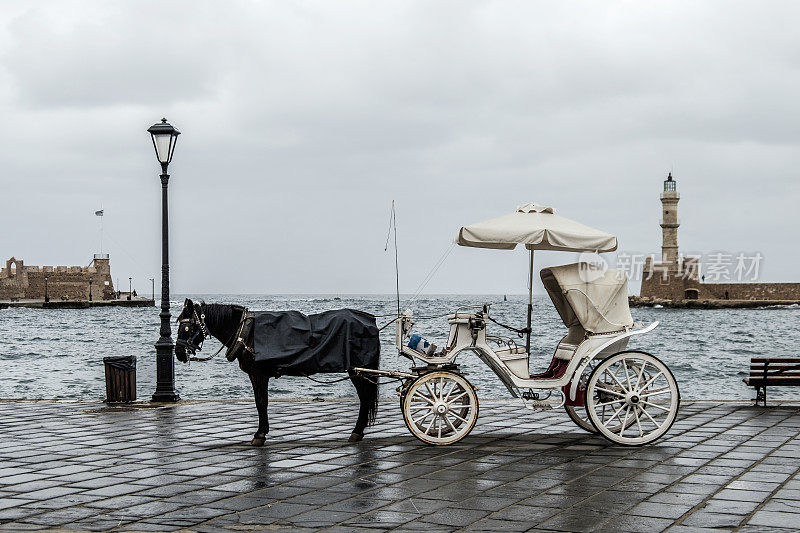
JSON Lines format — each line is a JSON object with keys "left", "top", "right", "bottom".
{"left": 745, "top": 378, "right": 800, "bottom": 386}
{"left": 750, "top": 358, "right": 800, "bottom": 363}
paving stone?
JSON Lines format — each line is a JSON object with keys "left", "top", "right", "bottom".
{"left": 344, "top": 509, "right": 419, "bottom": 528}
{"left": 421, "top": 507, "right": 490, "bottom": 527}
{"left": 464, "top": 517, "right": 536, "bottom": 531}
{"left": 537, "top": 508, "right": 612, "bottom": 532}
{"left": 490, "top": 504, "right": 559, "bottom": 523}
{"left": 681, "top": 511, "right": 745, "bottom": 528}
{"left": 700, "top": 498, "right": 761, "bottom": 515}
{"left": 630, "top": 501, "right": 693, "bottom": 519}
{"left": 600, "top": 514, "right": 675, "bottom": 532}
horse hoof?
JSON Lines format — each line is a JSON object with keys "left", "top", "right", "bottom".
{"left": 251, "top": 437, "right": 266, "bottom": 446}
{"left": 348, "top": 432, "right": 363, "bottom": 443}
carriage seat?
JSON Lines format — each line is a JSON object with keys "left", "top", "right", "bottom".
{"left": 495, "top": 345, "right": 526, "bottom": 357}
{"left": 496, "top": 345, "right": 529, "bottom": 379}
{"left": 553, "top": 341, "right": 579, "bottom": 361}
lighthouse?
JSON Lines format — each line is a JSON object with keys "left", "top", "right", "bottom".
{"left": 660, "top": 172, "right": 680, "bottom": 266}
{"left": 640, "top": 171, "right": 687, "bottom": 301}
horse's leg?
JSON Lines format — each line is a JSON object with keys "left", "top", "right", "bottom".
{"left": 248, "top": 370, "right": 270, "bottom": 446}
{"left": 349, "top": 373, "right": 377, "bottom": 442}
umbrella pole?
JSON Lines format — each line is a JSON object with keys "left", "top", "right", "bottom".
{"left": 525, "top": 249, "right": 534, "bottom": 355}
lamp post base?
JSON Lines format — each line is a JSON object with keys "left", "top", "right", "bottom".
{"left": 151, "top": 390, "right": 181, "bottom": 402}
{"left": 152, "top": 339, "right": 180, "bottom": 403}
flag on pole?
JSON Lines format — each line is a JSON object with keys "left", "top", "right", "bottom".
{"left": 95, "top": 210, "right": 104, "bottom": 216}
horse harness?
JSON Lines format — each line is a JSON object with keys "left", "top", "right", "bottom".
{"left": 178, "top": 307, "right": 254, "bottom": 363}
{"left": 225, "top": 310, "right": 255, "bottom": 362}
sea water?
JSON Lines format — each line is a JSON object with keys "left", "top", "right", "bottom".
{"left": 1, "top": 295, "right": 798, "bottom": 401}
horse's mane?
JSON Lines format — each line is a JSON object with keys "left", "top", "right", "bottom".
{"left": 202, "top": 303, "right": 245, "bottom": 345}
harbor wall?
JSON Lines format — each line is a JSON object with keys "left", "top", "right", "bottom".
{"left": 0, "top": 257, "right": 115, "bottom": 301}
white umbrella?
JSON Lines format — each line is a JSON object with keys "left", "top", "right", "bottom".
{"left": 455, "top": 203, "right": 618, "bottom": 353}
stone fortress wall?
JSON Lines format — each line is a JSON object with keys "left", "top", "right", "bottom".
{"left": 0, "top": 256, "right": 115, "bottom": 301}
{"left": 638, "top": 174, "right": 800, "bottom": 304}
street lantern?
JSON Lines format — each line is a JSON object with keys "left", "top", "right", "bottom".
{"left": 150, "top": 278, "right": 155, "bottom": 302}
{"left": 128, "top": 277, "right": 132, "bottom": 301}
{"left": 44, "top": 275, "right": 49, "bottom": 303}
{"left": 148, "top": 118, "right": 181, "bottom": 403}
{"left": 147, "top": 118, "right": 180, "bottom": 168}
{"left": 89, "top": 276, "right": 93, "bottom": 302}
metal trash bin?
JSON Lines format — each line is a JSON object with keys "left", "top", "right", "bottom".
{"left": 103, "top": 356, "right": 137, "bottom": 403}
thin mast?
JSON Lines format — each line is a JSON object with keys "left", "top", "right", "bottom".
{"left": 525, "top": 249, "right": 534, "bottom": 355}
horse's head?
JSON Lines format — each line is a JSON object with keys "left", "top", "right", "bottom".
{"left": 175, "top": 298, "right": 207, "bottom": 363}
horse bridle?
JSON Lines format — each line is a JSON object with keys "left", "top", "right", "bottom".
{"left": 177, "top": 308, "right": 209, "bottom": 356}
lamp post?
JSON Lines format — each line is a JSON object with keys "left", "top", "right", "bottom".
{"left": 89, "top": 276, "right": 93, "bottom": 302}
{"left": 148, "top": 118, "right": 181, "bottom": 402}
{"left": 44, "top": 276, "right": 49, "bottom": 303}
{"left": 150, "top": 278, "right": 155, "bottom": 302}
{"left": 128, "top": 277, "right": 132, "bottom": 301}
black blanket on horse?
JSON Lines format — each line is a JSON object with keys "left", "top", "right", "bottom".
{"left": 253, "top": 309, "right": 380, "bottom": 377}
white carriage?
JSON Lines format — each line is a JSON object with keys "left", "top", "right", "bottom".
{"left": 385, "top": 204, "right": 680, "bottom": 446}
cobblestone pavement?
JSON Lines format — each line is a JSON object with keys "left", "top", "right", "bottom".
{"left": 0, "top": 399, "right": 799, "bottom": 532}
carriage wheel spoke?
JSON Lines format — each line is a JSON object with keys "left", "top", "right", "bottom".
{"left": 595, "top": 387, "right": 626, "bottom": 398}
{"left": 450, "top": 411, "right": 469, "bottom": 424}
{"left": 640, "top": 405, "right": 662, "bottom": 428}
{"left": 640, "top": 399, "right": 670, "bottom": 412}
{"left": 447, "top": 390, "right": 468, "bottom": 404}
{"left": 412, "top": 411, "right": 432, "bottom": 425}
{"left": 622, "top": 359, "right": 632, "bottom": 390}
{"left": 425, "top": 416, "right": 436, "bottom": 435}
{"left": 640, "top": 387, "right": 671, "bottom": 398}
{"left": 634, "top": 361, "right": 647, "bottom": 390}
{"left": 411, "top": 393, "right": 435, "bottom": 405}
{"left": 606, "top": 368, "right": 629, "bottom": 392}
{"left": 425, "top": 382, "right": 438, "bottom": 401}
{"left": 608, "top": 365, "right": 626, "bottom": 389}
{"left": 603, "top": 403, "right": 627, "bottom": 428}
{"left": 634, "top": 407, "right": 643, "bottom": 437}
{"left": 443, "top": 381, "right": 456, "bottom": 402}
{"left": 444, "top": 414, "right": 458, "bottom": 433}
{"left": 640, "top": 371, "right": 664, "bottom": 391}
{"left": 619, "top": 406, "right": 631, "bottom": 436}
{"left": 595, "top": 399, "right": 624, "bottom": 408}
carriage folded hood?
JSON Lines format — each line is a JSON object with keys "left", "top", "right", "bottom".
{"left": 541, "top": 262, "right": 633, "bottom": 334}
{"left": 455, "top": 203, "right": 617, "bottom": 252}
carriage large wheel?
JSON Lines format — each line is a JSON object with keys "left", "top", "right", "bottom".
{"left": 565, "top": 358, "right": 637, "bottom": 434}
{"left": 402, "top": 371, "right": 478, "bottom": 446}
{"left": 585, "top": 351, "right": 679, "bottom": 446}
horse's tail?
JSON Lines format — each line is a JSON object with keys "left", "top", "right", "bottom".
{"left": 357, "top": 345, "right": 380, "bottom": 427}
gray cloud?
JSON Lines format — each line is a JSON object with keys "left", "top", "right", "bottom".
{"left": 1, "top": 0, "right": 798, "bottom": 295}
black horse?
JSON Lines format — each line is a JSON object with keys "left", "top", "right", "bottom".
{"left": 174, "top": 299, "right": 380, "bottom": 445}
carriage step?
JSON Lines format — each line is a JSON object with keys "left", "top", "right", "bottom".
{"left": 523, "top": 400, "right": 557, "bottom": 410}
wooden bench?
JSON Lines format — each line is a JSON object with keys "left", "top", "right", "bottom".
{"left": 743, "top": 357, "right": 800, "bottom": 406}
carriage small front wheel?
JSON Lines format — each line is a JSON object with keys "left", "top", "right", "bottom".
{"left": 585, "top": 351, "right": 680, "bottom": 446}
{"left": 402, "top": 371, "right": 478, "bottom": 445}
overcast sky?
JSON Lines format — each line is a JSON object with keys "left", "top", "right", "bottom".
{"left": 1, "top": 1, "right": 798, "bottom": 295}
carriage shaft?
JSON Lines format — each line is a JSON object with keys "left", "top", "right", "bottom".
{"left": 353, "top": 367, "right": 415, "bottom": 379}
